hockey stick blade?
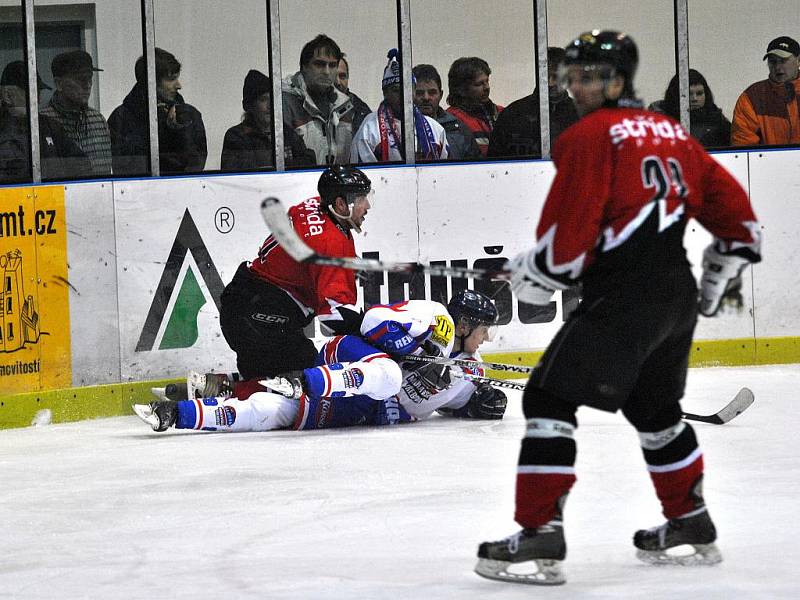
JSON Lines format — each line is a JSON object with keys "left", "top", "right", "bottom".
{"left": 403, "top": 353, "right": 533, "bottom": 375}
{"left": 681, "top": 387, "right": 754, "bottom": 425}
{"left": 451, "top": 371, "right": 527, "bottom": 391}
{"left": 261, "top": 196, "right": 509, "bottom": 281}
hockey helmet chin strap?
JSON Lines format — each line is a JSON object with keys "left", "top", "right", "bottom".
{"left": 329, "top": 190, "right": 373, "bottom": 234}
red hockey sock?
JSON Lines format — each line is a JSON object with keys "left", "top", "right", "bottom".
{"left": 515, "top": 470, "right": 576, "bottom": 528}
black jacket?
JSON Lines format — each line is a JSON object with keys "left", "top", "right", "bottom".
{"left": 220, "top": 120, "right": 315, "bottom": 170}
{"left": 108, "top": 83, "right": 208, "bottom": 175}
{"left": 488, "top": 90, "right": 578, "bottom": 158}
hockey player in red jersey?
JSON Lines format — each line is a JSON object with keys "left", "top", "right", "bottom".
{"left": 475, "top": 30, "right": 761, "bottom": 585}
{"left": 219, "top": 166, "right": 372, "bottom": 379}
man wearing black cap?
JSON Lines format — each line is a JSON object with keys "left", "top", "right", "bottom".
{"left": 1, "top": 60, "right": 90, "bottom": 181}
{"left": 40, "top": 50, "right": 112, "bottom": 175}
{"left": 220, "top": 69, "right": 313, "bottom": 171}
{"left": 732, "top": 36, "right": 800, "bottom": 146}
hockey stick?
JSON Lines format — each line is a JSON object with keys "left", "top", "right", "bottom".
{"left": 680, "top": 387, "right": 754, "bottom": 425}
{"left": 403, "top": 353, "right": 534, "bottom": 375}
{"left": 454, "top": 371, "right": 754, "bottom": 426}
{"left": 260, "top": 197, "right": 509, "bottom": 281}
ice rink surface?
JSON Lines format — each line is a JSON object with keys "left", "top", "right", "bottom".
{"left": 2, "top": 364, "right": 799, "bottom": 600}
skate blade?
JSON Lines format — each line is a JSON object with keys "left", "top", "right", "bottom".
{"left": 474, "top": 558, "right": 565, "bottom": 585}
{"left": 187, "top": 371, "right": 205, "bottom": 399}
{"left": 132, "top": 404, "right": 161, "bottom": 432}
{"left": 636, "top": 543, "right": 723, "bottom": 566}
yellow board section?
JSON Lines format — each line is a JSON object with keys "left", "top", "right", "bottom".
{"left": 0, "top": 186, "right": 71, "bottom": 394}
{"left": 484, "top": 336, "right": 800, "bottom": 379}
{"left": 0, "top": 378, "right": 180, "bottom": 430}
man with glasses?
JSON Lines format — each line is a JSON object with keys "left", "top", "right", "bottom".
{"left": 732, "top": 36, "right": 800, "bottom": 146}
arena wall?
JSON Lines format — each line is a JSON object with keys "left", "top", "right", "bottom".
{"left": 1, "top": 149, "right": 797, "bottom": 427}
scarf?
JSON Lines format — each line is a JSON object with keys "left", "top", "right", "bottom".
{"left": 377, "top": 102, "right": 439, "bottom": 160}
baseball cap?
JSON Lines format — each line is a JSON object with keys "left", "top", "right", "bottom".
{"left": 51, "top": 50, "right": 103, "bottom": 78}
{"left": 763, "top": 36, "right": 800, "bottom": 60}
{"left": 1, "top": 60, "right": 51, "bottom": 91}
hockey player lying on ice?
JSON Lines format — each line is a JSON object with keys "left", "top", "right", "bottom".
{"left": 133, "top": 292, "right": 508, "bottom": 433}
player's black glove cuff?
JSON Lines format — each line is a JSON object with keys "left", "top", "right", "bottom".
{"left": 466, "top": 383, "right": 507, "bottom": 419}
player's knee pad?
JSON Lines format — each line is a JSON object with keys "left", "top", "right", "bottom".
{"left": 352, "top": 358, "right": 403, "bottom": 399}
{"left": 522, "top": 384, "right": 578, "bottom": 427}
{"left": 245, "top": 392, "right": 299, "bottom": 431}
{"left": 624, "top": 402, "right": 682, "bottom": 432}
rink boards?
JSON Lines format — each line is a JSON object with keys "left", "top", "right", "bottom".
{"left": 1, "top": 150, "right": 798, "bottom": 424}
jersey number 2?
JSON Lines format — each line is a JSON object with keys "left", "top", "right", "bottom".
{"left": 641, "top": 156, "right": 688, "bottom": 232}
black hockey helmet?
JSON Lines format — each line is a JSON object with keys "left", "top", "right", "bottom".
{"left": 448, "top": 289, "right": 498, "bottom": 331}
{"left": 564, "top": 30, "right": 638, "bottom": 91}
{"left": 318, "top": 165, "right": 372, "bottom": 208}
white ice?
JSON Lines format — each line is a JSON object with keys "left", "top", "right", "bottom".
{"left": 2, "top": 364, "right": 798, "bottom": 600}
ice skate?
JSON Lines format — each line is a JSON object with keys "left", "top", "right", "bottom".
{"left": 474, "top": 522, "right": 566, "bottom": 585}
{"left": 132, "top": 401, "right": 177, "bottom": 432}
{"left": 259, "top": 372, "right": 305, "bottom": 399}
{"left": 634, "top": 509, "right": 722, "bottom": 565}
{"left": 187, "top": 371, "right": 233, "bottom": 400}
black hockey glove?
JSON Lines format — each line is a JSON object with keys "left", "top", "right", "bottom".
{"left": 401, "top": 362, "right": 452, "bottom": 405}
{"left": 259, "top": 370, "right": 306, "bottom": 399}
{"left": 466, "top": 383, "right": 507, "bottom": 419}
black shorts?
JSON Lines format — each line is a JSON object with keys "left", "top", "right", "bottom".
{"left": 220, "top": 262, "right": 318, "bottom": 378}
{"left": 530, "top": 273, "right": 698, "bottom": 415}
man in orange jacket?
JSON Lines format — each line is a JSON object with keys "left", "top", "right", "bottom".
{"left": 732, "top": 36, "right": 800, "bottom": 146}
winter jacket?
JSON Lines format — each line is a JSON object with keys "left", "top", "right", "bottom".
{"left": 348, "top": 90, "right": 371, "bottom": 140}
{"left": 350, "top": 108, "right": 448, "bottom": 163}
{"left": 220, "top": 120, "right": 315, "bottom": 171}
{"left": 281, "top": 72, "right": 355, "bottom": 166}
{"left": 40, "top": 92, "right": 112, "bottom": 176}
{"left": 731, "top": 77, "right": 800, "bottom": 146}
{"left": 649, "top": 101, "right": 731, "bottom": 149}
{"left": 1, "top": 108, "right": 91, "bottom": 182}
{"left": 434, "top": 108, "right": 481, "bottom": 159}
{"left": 446, "top": 102, "right": 503, "bottom": 156}
{"left": 108, "top": 82, "right": 208, "bottom": 175}
{"left": 487, "top": 90, "right": 579, "bottom": 158}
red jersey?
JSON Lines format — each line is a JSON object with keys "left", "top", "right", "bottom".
{"left": 249, "top": 197, "right": 358, "bottom": 321}
{"left": 532, "top": 107, "right": 761, "bottom": 297}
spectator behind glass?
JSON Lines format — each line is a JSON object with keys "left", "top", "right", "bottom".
{"left": 487, "top": 47, "right": 578, "bottom": 158}
{"left": 648, "top": 69, "right": 731, "bottom": 148}
{"left": 446, "top": 57, "right": 504, "bottom": 157}
{"left": 108, "top": 48, "right": 208, "bottom": 175}
{"left": 40, "top": 50, "right": 112, "bottom": 176}
{"left": 1, "top": 60, "right": 90, "bottom": 182}
{"left": 350, "top": 49, "right": 448, "bottom": 163}
{"left": 731, "top": 36, "right": 800, "bottom": 146}
{"left": 220, "top": 69, "right": 314, "bottom": 171}
{"left": 282, "top": 34, "right": 355, "bottom": 166}
{"left": 412, "top": 63, "right": 480, "bottom": 160}
{"left": 336, "top": 54, "right": 371, "bottom": 138}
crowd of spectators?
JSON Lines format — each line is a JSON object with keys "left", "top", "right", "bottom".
{"left": 3, "top": 33, "right": 800, "bottom": 183}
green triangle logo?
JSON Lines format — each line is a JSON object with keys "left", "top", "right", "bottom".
{"left": 158, "top": 268, "right": 206, "bottom": 349}
{"left": 136, "top": 209, "right": 224, "bottom": 352}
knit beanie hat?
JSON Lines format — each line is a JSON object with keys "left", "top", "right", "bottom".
{"left": 382, "top": 49, "right": 401, "bottom": 89}
{"left": 242, "top": 69, "right": 271, "bottom": 110}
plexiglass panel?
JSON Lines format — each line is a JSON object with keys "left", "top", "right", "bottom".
{"left": 411, "top": 0, "right": 538, "bottom": 160}
{"left": 32, "top": 0, "right": 143, "bottom": 180}
{"left": 689, "top": 0, "right": 800, "bottom": 149}
{"left": 280, "top": 0, "right": 400, "bottom": 166}
{"left": 548, "top": 0, "right": 676, "bottom": 125}
{"left": 0, "top": 1, "right": 31, "bottom": 184}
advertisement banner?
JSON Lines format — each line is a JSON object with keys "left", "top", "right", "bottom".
{"left": 0, "top": 185, "right": 71, "bottom": 393}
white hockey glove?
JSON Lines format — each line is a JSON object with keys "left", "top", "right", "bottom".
{"left": 507, "top": 250, "right": 557, "bottom": 306}
{"left": 259, "top": 371, "right": 306, "bottom": 399}
{"left": 699, "top": 244, "right": 750, "bottom": 317}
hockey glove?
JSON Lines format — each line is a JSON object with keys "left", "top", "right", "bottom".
{"left": 259, "top": 370, "right": 306, "bottom": 399}
{"left": 508, "top": 250, "right": 557, "bottom": 306}
{"left": 401, "top": 362, "right": 452, "bottom": 405}
{"left": 699, "top": 244, "right": 750, "bottom": 317}
{"left": 466, "top": 383, "right": 508, "bottom": 419}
